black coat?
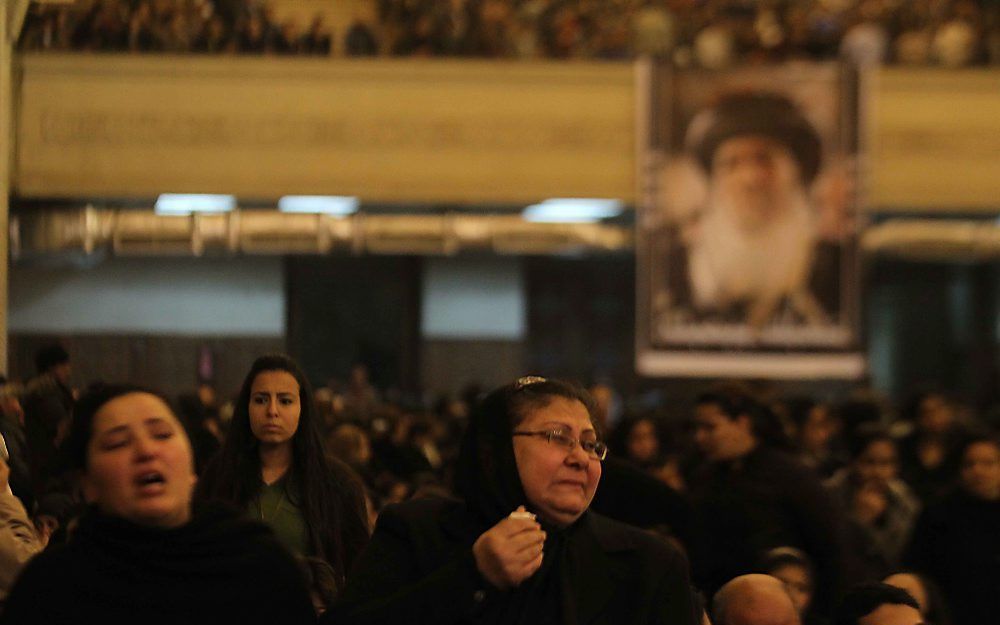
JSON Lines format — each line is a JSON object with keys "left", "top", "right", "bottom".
{"left": 0, "top": 504, "right": 316, "bottom": 625}
{"left": 687, "top": 446, "right": 849, "bottom": 617}
{"left": 905, "top": 490, "right": 1000, "bottom": 625}
{"left": 590, "top": 456, "right": 693, "bottom": 548}
{"left": 324, "top": 497, "right": 698, "bottom": 625}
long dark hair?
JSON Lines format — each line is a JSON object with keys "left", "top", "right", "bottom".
{"left": 197, "top": 354, "right": 369, "bottom": 585}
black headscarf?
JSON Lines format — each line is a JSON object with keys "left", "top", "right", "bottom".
{"left": 452, "top": 377, "right": 599, "bottom": 625}
{"left": 454, "top": 383, "right": 528, "bottom": 527}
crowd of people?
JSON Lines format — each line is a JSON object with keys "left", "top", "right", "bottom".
{"left": 17, "top": 0, "right": 1000, "bottom": 67}
{"left": 1, "top": 342, "right": 999, "bottom": 624}
{"left": 17, "top": 0, "right": 336, "bottom": 55}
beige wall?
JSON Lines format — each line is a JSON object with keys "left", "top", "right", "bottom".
{"left": 865, "top": 69, "right": 1000, "bottom": 212}
{"left": 15, "top": 55, "right": 634, "bottom": 204}
{"left": 12, "top": 55, "right": 1000, "bottom": 211}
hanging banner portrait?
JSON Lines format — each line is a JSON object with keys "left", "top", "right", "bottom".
{"left": 636, "top": 62, "right": 865, "bottom": 379}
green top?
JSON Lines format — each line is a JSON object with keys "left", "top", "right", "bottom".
{"left": 250, "top": 475, "right": 310, "bottom": 557}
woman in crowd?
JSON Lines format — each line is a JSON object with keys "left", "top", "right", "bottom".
{"left": 759, "top": 547, "right": 818, "bottom": 625}
{"left": 612, "top": 414, "right": 664, "bottom": 471}
{"left": 197, "top": 354, "right": 369, "bottom": 589}
{"left": 1, "top": 383, "right": 316, "bottom": 624}
{"left": 825, "top": 424, "right": 919, "bottom": 576}
{"left": 783, "top": 396, "right": 845, "bottom": 479}
{"left": 325, "top": 376, "right": 698, "bottom": 625}
{"left": 905, "top": 433, "right": 1000, "bottom": 625}
{"left": 898, "top": 391, "right": 968, "bottom": 503}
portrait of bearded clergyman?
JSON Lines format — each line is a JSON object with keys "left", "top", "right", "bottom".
{"left": 653, "top": 89, "right": 851, "bottom": 341}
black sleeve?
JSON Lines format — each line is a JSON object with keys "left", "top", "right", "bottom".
{"left": 327, "top": 456, "right": 372, "bottom": 575}
{"left": 246, "top": 538, "right": 319, "bottom": 625}
{"left": 648, "top": 540, "right": 700, "bottom": 625}
{"left": 592, "top": 456, "right": 694, "bottom": 549}
{"left": 902, "top": 504, "right": 939, "bottom": 576}
{"left": 0, "top": 551, "right": 71, "bottom": 624}
{"left": 323, "top": 506, "right": 497, "bottom": 625}
{"left": 782, "top": 465, "right": 850, "bottom": 617}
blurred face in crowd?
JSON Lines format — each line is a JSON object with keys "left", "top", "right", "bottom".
{"left": 83, "top": 392, "right": 196, "bottom": 528}
{"left": 249, "top": 370, "right": 302, "bottom": 449}
{"left": 626, "top": 419, "right": 660, "bottom": 464}
{"left": 855, "top": 439, "right": 899, "bottom": 487}
{"left": 710, "top": 135, "right": 804, "bottom": 232}
{"left": 770, "top": 563, "right": 813, "bottom": 616}
{"left": 858, "top": 603, "right": 924, "bottom": 625}
{"left": 0, "top": 393, "right": 24, "bottom": 426}
{"left": 197, "top": 383, "right": 217, "bottom": 409}
{"left": 588, "top": 383, "right": 613, "bottom": 431}
{"left": 799, "top": 405, "right": 834, "bottom": 454}
{"left": 52, "top": 361, "right": 72, "bottom": 386}
{"left": 694, "top": 402, "right": 755, "bottom": 462}
{"left": 512, "top": 397, "right": 602, "bottom": 527}
{"left": 960, "top": 441, "right": 1000, "bottom": 500}
{"left": 917, "top": 394, "right": 954, "bottom": 435}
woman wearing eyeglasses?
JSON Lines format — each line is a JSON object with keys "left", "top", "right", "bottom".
{"left": 324, "top": 377, "right": 698, "bottom": 625}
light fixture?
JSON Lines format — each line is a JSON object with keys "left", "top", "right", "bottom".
{"left": 521, "top": 198, "right": 624, "bottom": 223}
{"left": 154, "top": 194, "right": 236, "bottom": 215}
{"left": 278, "top": 195, "right": 359, "bottom": 215}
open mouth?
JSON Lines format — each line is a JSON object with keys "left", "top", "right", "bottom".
{"left": 136, "top": 472, "right": 165, "bottom": 487}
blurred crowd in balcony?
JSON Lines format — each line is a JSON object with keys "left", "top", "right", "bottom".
{"left": 17, "top": 0, "right": 1000, "bottom": 68}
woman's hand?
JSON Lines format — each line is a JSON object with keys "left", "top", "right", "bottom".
{"left": 472, "top": 506, "right": 546, "bottom": 590}
{"left": 852, "top": 481, "right": 888, "bottom": 525}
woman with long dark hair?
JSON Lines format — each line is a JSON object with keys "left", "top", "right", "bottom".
{"left": 197, "top": 354, "right": 369, "bottom": 588}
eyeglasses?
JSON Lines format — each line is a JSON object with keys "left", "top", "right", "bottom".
{"left": 512, "top": 430, "right": 608, "bottom": 461}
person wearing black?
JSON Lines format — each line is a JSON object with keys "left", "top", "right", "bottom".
{"left": 22, "top": 344, "right": 74, "bottom": 493}
{"left": 325, "top": 376, "right": 698, "bottom": 625}
{"left": 905, "top": 434, "right": 1000, "bottom": 625}
{"left": 897, "top": 391, "right": 969, "bottom": 504}
{"left": 687, "top": 383, "right": 849, "bottom": 620}
{"left": 1, "top": 383, "right": 316, "bottom": 625}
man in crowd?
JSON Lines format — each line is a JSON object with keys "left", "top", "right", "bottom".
{"left": 667, "top": 91, "right": 841, "bottom": 330}
{"left": 712, "top": 574, "right": 801, "bottom": 625}
{"left": 688, "top": 383, "right": 849, "bottom": 618}
{"left": 23, "top": 344, "right": 74, "bottom": 492}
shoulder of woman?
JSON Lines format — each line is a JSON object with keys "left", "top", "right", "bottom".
{"left": 368, "top": 497, "right": 474, "bottom": 544}
{"left": 378, "top": 496, "right": 465, "bottom": 526}
{"left": 583, "top": 511, "right": 687, "bottom": 565}
{"left": 2, "top": 541, "right": 82, "bottom": 609}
